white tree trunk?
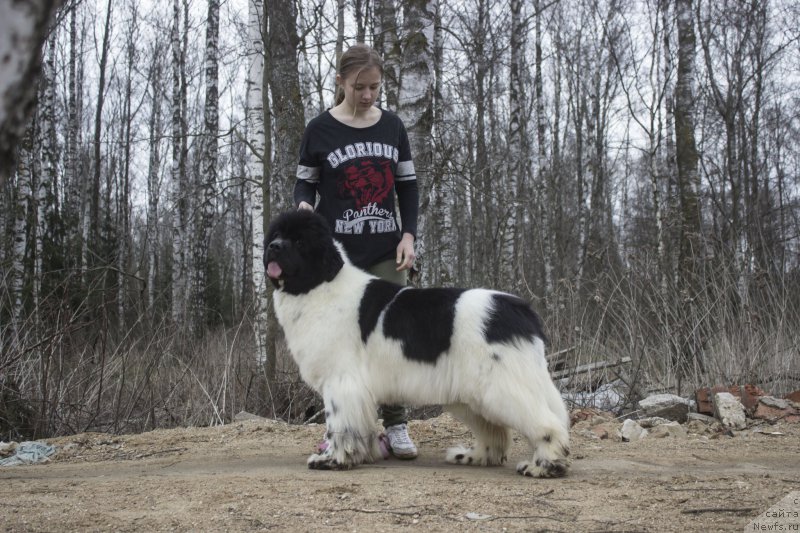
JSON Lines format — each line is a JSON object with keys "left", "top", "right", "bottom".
{"left": 0, "top": 0, "right": 59, "bottom": 186}
{"left": 373, "top": 0, "right": 400, "bottom": 110}
{"left": 147, "top": 55, "right": 164, "bottom": 313}
{"left": 171, "top": 0, "right": 187, "bottom": 326}
{"left": 12, "top": 128, "right": 33, "bottom": 329}
{"left": 506, "top": 0, "right": 527, "bottom": 291}
{"left": 247, "top": 0, "right": 268, "bottom": 364}
{"left": 35, "top": 33, "right": 57, "bottom": 321}
{"left": 398, "top": 0, "right": 436, "bottom": 157}
{"left": 65, "top": 6, "right": 80, "bottom": 243}
{"left": 534, "top": 0, "right": 553, "bottom": 297}
{"left": 397, "top": 0, "right": 436, "bottom": 282}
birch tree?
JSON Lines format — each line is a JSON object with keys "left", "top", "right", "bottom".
{"left": 88, "top": 0, "right": 113, "bottom": 278}
{"left": 33, "top": 35, "right": 58, "bottom": 430}
{"left": 12, "top": 126, "right": 34, "bottom": 332}
{"left": 675, "top": 0, "right": 701, "bottom": 286}
{"left": 171, "top": 0, "right": 188, "bottom": 325}
{"left": 673, "top": 0, "right": 704, "bottom": 378}
{"left": 247, "top": 0, "right": 268, "bottom": 364}
{"left": 373, "top": 0, "right": 400, "bottom": 110}
{"left": 0, "top": 0, "right": 60, "bottom": 187}
{"left": 192, "top": 0, "right": 220, "bottom": 331}
{"left": 397, "top": 0, "right": 436, "bottom": 283}
{"left": 506, "top": 0, "right": 530, "bottom": 291}
{"left": 34, "top": 29, "right": 58, "bottom": 327}
{"left": 146, "top": 44, "right": 166, "bottom": 313}
{"left": 64, "top": 4, "right": 83, "bottom": 272}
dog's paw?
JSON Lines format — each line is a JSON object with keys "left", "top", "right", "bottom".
{"left": 446, "top": 445, "right": 506, "bottom": 466}
{"left": 446, "top": 445, "right": 474, "bottom": 465}
{"left": 307, "top": 453, "right": 352, "bottom": 470}
{"left": 516, "top": 458, "right": 569, "bottom": 478}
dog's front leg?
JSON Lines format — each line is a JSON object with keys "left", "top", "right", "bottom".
{"left": 307, "top": 380, "right": 380, "bottom": 470}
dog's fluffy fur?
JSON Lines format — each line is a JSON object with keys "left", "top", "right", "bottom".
{"left": 265, "top": 210, "right": 570, "bottom": 477}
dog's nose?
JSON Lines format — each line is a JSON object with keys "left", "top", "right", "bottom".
{"left": 268, "top": 238, "right": 286, "bottom": 251}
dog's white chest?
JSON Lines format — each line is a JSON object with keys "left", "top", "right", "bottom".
{"left": 273, "top": 281, "right": 363, "bottom": 386}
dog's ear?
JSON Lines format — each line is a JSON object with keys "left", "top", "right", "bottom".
{"left": 321, "top": 246, "right": 344, "bottom": 281}
{"left": 319, "top": 227, "right": 344, "bottom": 282}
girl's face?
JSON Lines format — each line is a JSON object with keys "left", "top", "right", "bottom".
{"left": 337, "top": 66, "right": 382, "bottom": 111}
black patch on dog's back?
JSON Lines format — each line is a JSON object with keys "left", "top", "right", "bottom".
{"left": 383, "top": 288, "right": 465, "bottom": 364}
{"left": 484, "top": 293, "right": 546, "bottom": 345}
{"left": 358, "top": 279, "right": 404, "bottom": 343}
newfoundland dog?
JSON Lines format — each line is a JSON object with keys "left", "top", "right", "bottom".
{"left": 265, "top": 210, "right": 570, "bottom": 477}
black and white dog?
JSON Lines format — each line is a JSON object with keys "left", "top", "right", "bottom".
{"left": 265, "top": 210, "right": 570, "bottom": 477}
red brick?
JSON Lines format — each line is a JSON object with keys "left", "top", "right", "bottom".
{"left": 695, "top": 384, "right": 766, "bottom": 415}
{"left": 785, "top": 390, "right": 800, "bottom": 403}
{"left": 741, "top": 384, "right": 766, "bottom": 412}
{"left": 752, "top": 398, "right": 800, "bottom": 424}
{"left": 696, "top": 386, "right": 725, "bottom": 415}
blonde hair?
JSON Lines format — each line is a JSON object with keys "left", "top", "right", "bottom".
{"left": 334, "top": 43, "right": 384, "bottom": 106}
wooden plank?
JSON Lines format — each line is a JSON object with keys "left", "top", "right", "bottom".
{"left": 552, "top": 356, "right": 632, "bottom": 381}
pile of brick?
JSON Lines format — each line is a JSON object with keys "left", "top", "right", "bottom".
{"left": 695, "top": 385, "right": 800, "bottom": 425}
{"left": 569, "top": 386, "right": 799, "bottom": 442}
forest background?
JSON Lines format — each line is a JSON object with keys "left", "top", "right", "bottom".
{"left": 1, "top": 0, "right": 799, "bottom": 440}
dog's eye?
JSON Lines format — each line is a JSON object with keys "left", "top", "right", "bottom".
{"left": 295, "top": 239, "right": 304, "bottom": 249}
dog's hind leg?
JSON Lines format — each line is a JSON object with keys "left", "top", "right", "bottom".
{"left": 476, "top": 367, "right": 570, "bottom": 478}
{"left": 307, "top": 379, "right": 381, "bottom": 470}
{"left": 502, "top": 388, "right": 570, "bottom": 478}
{"left": 513, "top": 412, "right": 570, "bottom": 478}
{"left": 445, "top": 403, "right": 511, "bottom": 466}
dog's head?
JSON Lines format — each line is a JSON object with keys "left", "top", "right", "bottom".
{"left": 265, "top": 211, "right": 344, "bottom": 295}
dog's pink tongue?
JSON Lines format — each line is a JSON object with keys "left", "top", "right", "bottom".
{"left": 266, "top": 261, "right": 282, "bottom": 279}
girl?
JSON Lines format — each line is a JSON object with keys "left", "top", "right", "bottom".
{"left": 294, "top": 43, "right": 419, "bottom": 459}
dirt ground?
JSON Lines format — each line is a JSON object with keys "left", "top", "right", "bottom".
{"left": 1, "top": 412, "right": 798, "bottom": 532}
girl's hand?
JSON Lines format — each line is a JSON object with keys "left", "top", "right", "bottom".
{"left": 396, "top": 233, "right": 416, "bottom": 271}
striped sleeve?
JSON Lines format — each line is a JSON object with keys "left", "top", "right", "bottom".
{"left": 395, "top": 120, "right": 416, "bottom": 183}
{"left": 396, "top": 160, "right": 416, "bottom": 182}
{"left": 297, "top": 163, "right": 320, "bottom": 184}
{"left": 395, "top": 119, "right": 418, "bottom": 236}
{"left": 294, "top": 162, "right": 320, "bottom": 207}
{"left": 294, "top": 122, "right": 320, "bottom": 207}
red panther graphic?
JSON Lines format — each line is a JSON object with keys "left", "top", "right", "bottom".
{"left": 338, "top": 160, "right": 394, "bottom": 209}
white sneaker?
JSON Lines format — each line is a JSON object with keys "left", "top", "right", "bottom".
{"left": 384, "top": 423, "right": 418, "bottom": 459}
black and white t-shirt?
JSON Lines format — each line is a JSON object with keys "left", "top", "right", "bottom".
{"left": 293, "top": 109, "right": 419, "bottom": 270}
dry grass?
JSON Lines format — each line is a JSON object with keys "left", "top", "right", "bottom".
{"left": 2, "top": 264, "right": 798, "bottom": 440}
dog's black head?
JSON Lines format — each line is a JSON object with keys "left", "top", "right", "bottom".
{"left": 265, "top": 211, "right": 344, "bottom": 295}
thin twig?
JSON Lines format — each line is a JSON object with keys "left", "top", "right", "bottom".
{"left": 666, "top": 487, "right": 734, "bottom": 492}
{"left": 335, "top": 505, "right": 436, "bottom": 517}
{"left": 681, "top": 507, "right": 757, "bottom": 515}
{"left": 134, "top": 447, "right": 188, "bottom": 459}
{"left": 304, "top": 409, "right": 325, "bottom": 424}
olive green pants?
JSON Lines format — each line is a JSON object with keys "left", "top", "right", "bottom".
{"left": 367, "top": 259, "right": 408, "bottom": 428}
